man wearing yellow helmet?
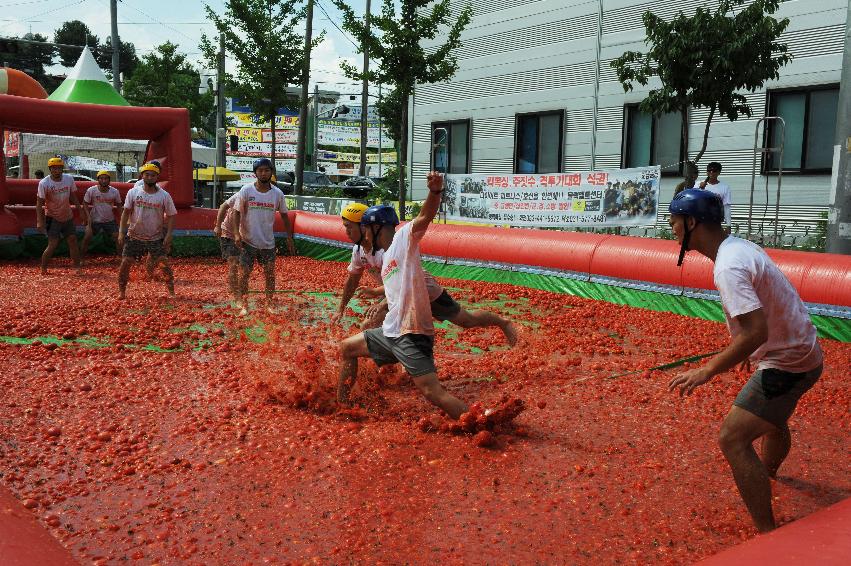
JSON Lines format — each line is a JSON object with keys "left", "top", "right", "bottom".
{"left": 117, "top": 162, "right": 178, "bottom": 299}
{"left": 36, "top": 157, "right": 85, "bottom": 275}
{"left": 81, "top": 170, "right": 123, "bottom": 257}
{"left": 331, "top": 202, "right": 517, "bottom": 347}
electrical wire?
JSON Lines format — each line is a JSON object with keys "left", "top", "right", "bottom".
{"left": 315, "top": 0, "right": 360, "bottom": 49}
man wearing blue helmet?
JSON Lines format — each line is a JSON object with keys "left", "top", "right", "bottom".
{"left": 330, "top": 204, "right": 517, "bottom": 345}
{"left": 232, "top": 157, "right": 296, "bottom": 314}
{"left": 337, "top": 173, "right": 472, "bottom": 419}
{"left": 667, "top": 189, "right": 822, "bottom": 533}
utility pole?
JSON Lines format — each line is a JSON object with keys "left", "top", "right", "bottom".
{"left": 358, "top": 0, "right": 371, "bottom": 177}
{"left": 213, "top": 35, "right": 226, "bottom": 207}
{"left": 827, "top": 0, "right": 851, "bottom": 254}
{"left": 109, "top": 0, "right": 120, "bottom": 91}
{"left": 312, "top": 83, "right": 319, "bottom": 170}
{"left": 295, "top": 0, "right": 314, "bottom": 196}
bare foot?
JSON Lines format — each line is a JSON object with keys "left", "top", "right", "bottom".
{"left": 118, "top": 293, "right": 126, "bottom": 300}
{"left": 239, "top": 306, "right": 248, "bottom": 316}
{"left": 502, "top": 321, "right": 518, "bottom": 346}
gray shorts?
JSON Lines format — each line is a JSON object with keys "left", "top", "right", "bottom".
{"left": 220, "top": 237, "right": 239, "bottom": 259}
{"left": 123, "top": 238, "right": 166, "bottom": 259}
{"left": 46, "top": 217, "right": 76, "bottom": 239}
{"left": 91, "top": 221, "right": 118, "bottom": 235}
{"left": 363, "top": 328, "right": 436, "bottom": 377}
{"left": 733, "top": 365, "right": 823, "bottom": 429}
{"left": 430, "top": 290, "right": 462, "bottom": 321}
{"left": 240, "top": 243, "right": 276, "bottom": 270}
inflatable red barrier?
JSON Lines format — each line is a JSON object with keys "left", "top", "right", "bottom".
{"left": 697, "top": 496, "right": 851, "bottom": 565}
{"left": 290, "top": 211, "right": 851, "bottom": 308}
{"left": 0, "top": 95, "right": 193, "bottom": 208}
{"left": 0, "top": 486, "right": 77, "bottom": 566}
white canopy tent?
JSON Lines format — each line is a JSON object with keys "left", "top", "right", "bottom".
{"left": 20, "top": 133, "right": 216, "bottom": 167}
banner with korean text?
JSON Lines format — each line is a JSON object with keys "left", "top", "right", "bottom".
{"left": 443, "top": 167, "right": 661, "bottom": 227}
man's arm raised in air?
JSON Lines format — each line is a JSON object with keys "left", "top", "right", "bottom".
{"left": 410, "top": 171, "right": 445, "bottom": 240}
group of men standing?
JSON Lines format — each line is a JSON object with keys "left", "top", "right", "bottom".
{"left": 36, "top": 157, "right": 177, "bottom": 298}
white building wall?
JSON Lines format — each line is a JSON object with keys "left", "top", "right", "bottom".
{"left": 410, "top": 0, "right": 847, "bottom": 213}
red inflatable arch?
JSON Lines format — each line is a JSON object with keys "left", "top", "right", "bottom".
{"left": 0, "top": 94, "right": 193, "bottom": 208}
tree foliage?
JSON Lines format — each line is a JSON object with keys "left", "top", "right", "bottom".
{"left": 201, "top": 0, "right": 322, "bottom": 165}
{"left": 53, "top": 20, "right": 99, "bottom": 67}
{"left": 611, "top": 0, "right": 791, "bottom": 163}
{"left": 96, "top": 37, "right": 140, "bottom": 80}
{"left": 123, "top": 42, "right": 215, "bottom": 135}
{"left": 332, "top": 0, "right": 472, "bottom": 219}
{"left": 1, "top": 33, "right": 61, "bottom": 92}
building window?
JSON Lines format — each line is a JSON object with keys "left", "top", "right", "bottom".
{"left": 765, "top": 85, "right": 838, "bottom": 173}
{"left": 622, "top": 105, "right": 683, "bottom": 175}
{"left": 514, "top": 111, "right": 564, "bottom": 173}
{"left": 431, "top": 120, "right": 470, "bottom": 174}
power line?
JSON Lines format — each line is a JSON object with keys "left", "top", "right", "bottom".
{"left": 315, "top": 0, "right": 359, "bottom": 49}
{"left": 0, "top": 0, "right": 89, "bottom": 33}
{"left": 0, "top": 0, "right": 57, "bottom": 9}
{"left": 118, "top": 0, "right": 197, "bottom": 44}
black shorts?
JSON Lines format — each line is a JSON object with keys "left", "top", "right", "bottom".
{"left": 220, "top": 237, "right": 239, "bottom": 259}
{"left": 239, "top": 243, "right": 276, "bottom": 270}
{"left": 91, "top": 221, "right": 119, "bottom": 235}
{"left": 122, "top": 238, "right": 166, "bottom": 259}
{"left": 46, "top": 217, "right": 76, "bottom": 239}
{"left": 430, "top": 290, "right": 462, "bottom": 321}
{"left": 733, "top": 365, "right": 823, "bottom": 429}
{"left": 363, "top": 329, "right": 436, "bottom": 377}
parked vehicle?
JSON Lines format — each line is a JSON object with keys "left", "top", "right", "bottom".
{"left": 339, "top": 176, "right": 375, "bottom": 198}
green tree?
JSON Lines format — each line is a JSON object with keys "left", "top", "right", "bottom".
{"left": 202, "top": 0, "right": 322, "bottom": 176}
{"left": 611, "top": 0, "right": 791, "bottom": 164}
{"left": 54, "top": 20, "right": 99, "bottom": 67}
{"left": 96, "top": 37, "right": 140, "bottom": 80}
{"left": 1, "top": 33, "right": 59, "bottom": 92}
{"left": 333, "top": 0, "right": 472, "bottom": 219}
{"left": 123, "top": 42, "right": 215, "bottom": 135}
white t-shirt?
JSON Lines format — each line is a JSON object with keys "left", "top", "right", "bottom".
{"left": 37, "top": 174, "right": 75, "bottom": 222}
{"left": 714, "top": 237, "right": 822, "bottom": 373}
{"left": 220, "top": 194, "right": 239, "bottom": 239}
{"left": 123, "top": 186, "right": 177, "bottom": 241}
{"left": 234, "top": 183, "right": 287, "bottom": 250}
{"left": 702, "top": 180, "right": 732, "bottom": 224}
{"left": 84, "top": 185, "right": 122, "bottom": 223}
{"left": 349, "top": 244, "right": 443, "bottom": 301}
{"left": 380, "top": 223, "right": 435, "bottom": 338}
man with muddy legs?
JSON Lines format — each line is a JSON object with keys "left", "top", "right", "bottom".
{"left": 232, "top": 158, "right": 295, "bottom": 315}
{"left": 666, "top": 189, "right": 823, "bottom": 533}
{"left": 214, "top": 194, "right": 240, "bottom": 303}
{"left": 332, "top": 204, "right": 516, "bottom": 345}
{"left": 36, "top": 157, "right": 85, "bottom": 275}
{"left": 337, "top": 172, "right": 470, "bottom": 419}
{"left": 117, "top": 163, "right": 177, "bottom": 299}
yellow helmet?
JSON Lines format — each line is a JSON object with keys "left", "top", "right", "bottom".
{"left": 96, "top": 170, "right": 111, "bottom": 180}
{"left": 47, "top": 157, "right": 64, "bottom": 168}
{"left": 139, "top": 163, "right": 161, "bottom": 174}
{"left": 341, "top": 202, "right": 369, "bottom": 222}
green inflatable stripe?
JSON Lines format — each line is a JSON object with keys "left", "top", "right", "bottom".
{"left": 298, "top": 240, "right": 851, "bottom": 343}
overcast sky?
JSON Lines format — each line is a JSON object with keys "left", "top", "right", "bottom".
{"left": 0, "top": 0, "right": 372, "bottom": 95}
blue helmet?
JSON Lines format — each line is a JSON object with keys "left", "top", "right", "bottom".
{"left": 253, "top": 157, "right": 274, "bottom": 172}
{"left": 360, "top": 204, "right": 399, "bottom": 226}
{"left": 669, "top": 189, "right": 724, "bottom": 224}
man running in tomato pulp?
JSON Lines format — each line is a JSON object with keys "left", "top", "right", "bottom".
{"left": 338, "top": 172, "right": 482, "bottom": 419}
{"left": 117, "top": 162, "right": 177, "bottom": 299}
{"left": 667, "top": 189, "right": 823, "bottom": 533}
{"left": 331, "top": 203, "right": 517, "bottom": 345}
